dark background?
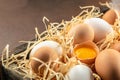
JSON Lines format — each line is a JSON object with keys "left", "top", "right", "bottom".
{"left": 0, "top": 0, "right": 109, "bottom": 53}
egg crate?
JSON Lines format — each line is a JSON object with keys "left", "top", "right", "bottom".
{"left": 0, "top": 3, "right": 119, "bottom": 80}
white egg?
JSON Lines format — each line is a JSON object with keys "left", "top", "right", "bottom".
{"left": 65, "top": 65, "right": 94, "bottom": 80}
{"left": 30, "top": 40, "right": 63, "bottom": 57}
{"left": 84, "top": 18, "right": 113, "bottom": 42}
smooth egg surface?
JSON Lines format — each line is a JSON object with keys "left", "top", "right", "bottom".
{"left": 84, "top": 18, "right": 113, "bottom": 42}
{"left": 30, "top": 46, "right": 59, "bottom": 74}
{"left": 68, "top": 23, "right": 94, "bottom": 45}
{"left": 30, "top": 40, "right": 63, "bottom": 57}
{"left": 66, "top": 65, "right": 94, "bottom": 80}
{"left": 102, "top": 9, "right": 117, "bottom": 25}
{"left": 95, "top": 49, "right": 120, "bottom": 80}
{"left": 110, "top": 41, "right": 120, "bottom": 52}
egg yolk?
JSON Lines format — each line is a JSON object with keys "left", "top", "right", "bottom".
{"left": 75, "top": 47, "right": 96, "bottom": 59}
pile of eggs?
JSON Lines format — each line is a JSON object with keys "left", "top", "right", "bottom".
{"left": 29, "top": 8, "right": 120, "bottom": 80}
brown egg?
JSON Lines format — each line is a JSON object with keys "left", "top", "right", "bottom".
{"left": 73, "top": 41, "right": 99, "bottom": 64}
{"left": 95, "top": 49, "right": 120, "bottom": 80}
{"left": 102, "top": 9, "right": 117, "bottom": 25}
{"left": 110, "top": 41, "right": 120, "bottom": 52}
{"left": 30, "top": 46, "right": 59, "bottom": 74}
{"left": 68, "top": 23, "right": 94, "bottom": 46}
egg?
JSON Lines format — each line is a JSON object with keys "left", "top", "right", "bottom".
{"left": 65, "top": 65, "right": 94, "bottom": 80}
{"left": 68, "top": 23, "right": 94, "bottom": 45}
{"left": 73, "top": 41, "right": 99, "bottom": 64}
{"left": 30, "top": 40, "right": 63, "bottom": 57}
{"left": 102, "top": 9, "right": 117, "bottom": 25}
{"left": 95, "top": 49, "right": 120, "bottom": 80}
{"left": 84, "top": 18, "right": 113, "bottom": 42}
{"left": 30, "top": 46, "right": 59, "bottom": 74}
{"left": 110, "top": 41, "right": 120, "bottom": 52}
{"left": 30, "top": 40, "right": 63, "bottom": 75}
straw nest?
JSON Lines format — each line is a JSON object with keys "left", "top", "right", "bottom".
{"left": 1, "top": 2, "right": 120, "bottom": 80}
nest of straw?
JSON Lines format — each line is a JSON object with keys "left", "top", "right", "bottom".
{"left": 1, "top": 3, "right": 120, "bottom": 80}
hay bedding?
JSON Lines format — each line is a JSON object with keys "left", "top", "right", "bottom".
{"left": 1, "top": 2, "right": 120, "bottom": 80}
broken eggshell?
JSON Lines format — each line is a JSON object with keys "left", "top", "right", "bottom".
{"left": 73, "top": 41, "right": 99, "bottom": 64}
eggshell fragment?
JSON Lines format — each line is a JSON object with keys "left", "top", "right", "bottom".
{"left": 95, "top": 49, "right": 120, "bottom": 80}
{"left": 30, "top": 46, "right": 59, "bottom": 74}
{"left": 65, "top": 65, "right": 94, "bottom": 80}
{"left": 102, "top": 9, "right": 117, "bottom": 25}
{"left": 30, "top": 40, "right": 63, "bottom": 57}
{"left": 68, "top": 23, "right": 94, "bottom": 45}
{"left": 84, "top": 18, "right": 113, "bottom": 42}
{"left": 73, "top": 41, "right": 99, "bottom": 64}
